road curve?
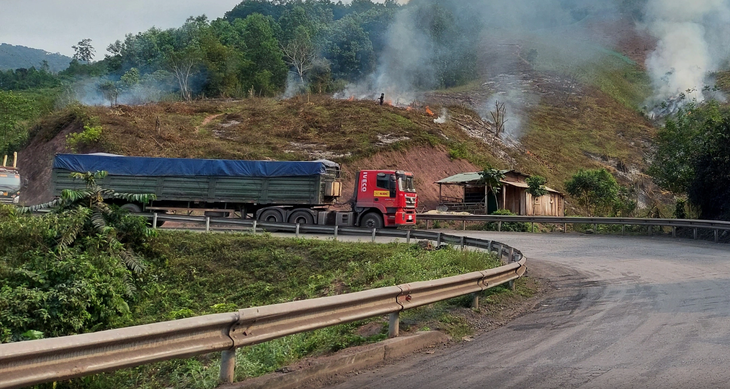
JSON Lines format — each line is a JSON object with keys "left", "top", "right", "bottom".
{"left": 321, "top": 231, "right": 730, "bottom": 389}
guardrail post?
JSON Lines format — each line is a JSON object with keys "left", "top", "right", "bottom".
{"left": 563, "top": 222, "right": 567, "bottom": 233}
{"left": 463, "top": 220, "right": 466, "bottom": 230}
{"left": 206, "top": 217, "right": 211, "bottom": 233}
{"left": 498, "top": 221, "right": 502, "bottom": 232}
{"left": 153, "top": 213, "right": 158, "bottom": 229}
{"left": 498, "top": 244, "right": 504, "bottom": 263}
{"left": 460, "top": 236, "right": 465, "bottom": 251}
{"left": 672, "top": 226, "right": 676, "bottom": 238}
{"left": 487, "top": 240, "right": 493, "bottom": 254}
{"left": 509, "top": 247, "right": 514, "bottom": 263}
{"left": 389, "top": 312, "right": 399, "bottom": 338}
{"left": 437, "top": 232, "right": 442, "bottom": 247}
{"left": 508, "top": 280, "right": 515, "bottom": 291}
{"left": 219, "top": 349, "right": 236, "bottom": 383}
{"left": 296, "top": 223, "right": 300, "bottom": 238}
{"left": 426, "top": 220, "right": 431, "bottom": 230}
{"left": 531, "top": 222, "right": 534, "bottom": 233}
{"left": 252, "top": 220, "right": 257, "bottom": 235}
{"left": 648, "top": 226, "right": 652, "bottom": 236}
{"left": 694, "top": 228, "right": 698, "bottom": 240}
{"left": 406, "top": 229, "right": 411, "bottom": 244}
{"left": 593, "top": 223, "right": 597, "bottom": 234}
{"left": 715, "top": 229, "right": 719, "bottom": 243}
{"left": 371, "top": 228, "right": 377, "bottom": 243}
{"left": 334, "top": 225, "right": 339, "bottom": 241}
{"left": 471, "top": 293, "right": 479, "bottom": 309}
{"left": 622, "top": 225, "right": 625, "bottom": 235}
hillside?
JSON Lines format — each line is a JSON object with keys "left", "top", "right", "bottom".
{"left": 20, "top": 87, "right": 656, "bottom": 212}
{"left": 0, "top": 43, "right": 72, "bottom": 72}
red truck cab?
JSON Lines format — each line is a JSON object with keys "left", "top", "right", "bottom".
{"left": 354, "top": 170, "right": 418, "bottom": 228}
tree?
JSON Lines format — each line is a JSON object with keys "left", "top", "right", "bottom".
{"left": 281, "top": 25, "right": 316, "bottom": 85}
{"left": 491, "top": 100, "right": 507, "bottom": 138}
{"left": 648, "top": 101, "right": 730, "bottom": 220}
{"left": 526, "top": 175, "right": 548, "bottom": 215}
{"left": 72, "top": 38, "right": 96, "bottom": 62}
{"left": 479, "top": 165, "right": 505, "bottom": 214}
{"left": 22, "top": 171, "right": 155, "bottom": 271}
{"left": 565, "top": 169, "right": 619, "bottom": 216}
{"left": 1, "top": 172, "right": 157, "bottom": 340}
{"left": 236, "top": 14, "right": 288, "bottom": 96}
{"left": 165, "top": 47, "right": 200, "bottom": 101}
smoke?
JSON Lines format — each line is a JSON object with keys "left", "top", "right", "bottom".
{"left": 337, "top": 0, "right": 625, "bottom": 141}
{"left": 434, "top": 108, "right": 449, "bottom": 124}
{"left": 643, "top": 0, "right": 730, "bottom": 107}
{"left": 59, "top": 70, "right": 183, "bottom": 107}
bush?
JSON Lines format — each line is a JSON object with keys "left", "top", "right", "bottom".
{"left": 472, "top": 209, "right": 529, "bottom": 232}
{"left": 66, "top": 124, "right": 103, "bottom": 152}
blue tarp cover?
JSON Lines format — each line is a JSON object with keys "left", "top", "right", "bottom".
{"left": 54, "top": 154, "right": 339, "bottom": 178}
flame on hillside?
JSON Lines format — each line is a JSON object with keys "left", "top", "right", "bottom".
{"left": 425, "top": 106, "right": 434, "bottom": 116}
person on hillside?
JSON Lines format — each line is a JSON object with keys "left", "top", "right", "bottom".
{"left": 379, "top": 93, "right": 385, "bottom": 105}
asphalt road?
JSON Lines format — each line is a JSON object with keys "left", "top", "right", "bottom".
{"left": 318, "top": 231, "right": 730, "bottom": 389}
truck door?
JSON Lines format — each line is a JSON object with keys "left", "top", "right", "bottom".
{"left": 375, "top": 173, "right": 397, "bottom": 208}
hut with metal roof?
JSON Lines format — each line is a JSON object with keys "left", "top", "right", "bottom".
{"left": 435, "top": 170, "right": 564, "bottom": 216}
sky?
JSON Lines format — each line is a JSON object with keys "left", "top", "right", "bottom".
{"left": 0, "top": 0, "right": 257, "bottom": 57}
{"left": 1, "top": 0, "right": 404, "bottom": 58}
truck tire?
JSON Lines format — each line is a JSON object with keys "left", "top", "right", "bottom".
{"left": 259, "top": 209, "right": 284, "bottom": 223}
{"left": 120, "top": 203, "right": 141, "bottom": 213}
{"left": 289, "top": 210, "right": 314, "bottom": 225}
{"left": 360, "top": 213, "right": 383, "bottom": 230}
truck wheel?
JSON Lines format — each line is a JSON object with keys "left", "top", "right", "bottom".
{"left": 259, "top": 209, "right": 284, "bottom": 223}
{"left": 120, "top": 203, "right": 141, "bottom": 213}
{"left": 360, "top": 213, "right": 383, "bottom": 229}
{"left": 289, "top": 210, "right": 314, "bottom": 225}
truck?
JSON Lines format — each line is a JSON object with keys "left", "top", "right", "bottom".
{"left": 51, "top": 154, "right": 418, "bottom": 229}
{"left": 0, "top": 153, "right": 20, "bottom": 205}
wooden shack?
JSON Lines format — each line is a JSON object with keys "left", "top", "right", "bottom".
{"left": 436, "top": 170, "right": 565, "bottom": 216}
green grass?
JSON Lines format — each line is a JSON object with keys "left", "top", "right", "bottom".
{"left": 53, "top": 232, "right": 501, "bottom": 389}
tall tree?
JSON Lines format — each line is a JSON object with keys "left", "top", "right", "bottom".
{"left": 281, "top": 26, "right": 316, "bottom": 84}
{"left": 72, "top": 38, "right": 96, "bottom": 62}
{"left": 236, "top": 14, "right": 288, "bottom": 96}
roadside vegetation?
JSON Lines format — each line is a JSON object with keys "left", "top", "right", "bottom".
{"left": 0, "top": 174, "right": 512, "bottom": 388}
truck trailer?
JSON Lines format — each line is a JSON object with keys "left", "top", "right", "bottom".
{"left": 51, "top": 154, "right": 418, "bottom": 229}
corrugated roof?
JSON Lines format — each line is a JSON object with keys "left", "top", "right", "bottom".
{"left": 436, "top": 172, "right": 482, "bottom": 184}
{"left": 436, "top": 171, "right": 562, "bottom": 194}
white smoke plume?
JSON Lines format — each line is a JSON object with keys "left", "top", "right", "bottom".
{"left": 643, "top": 0, "right": 730, "bottom": 107}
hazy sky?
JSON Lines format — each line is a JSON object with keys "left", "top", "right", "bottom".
{"left": 0, "top": 0, "right": 259, "bottom": 57}
{"left": 1, "top": 0, "right": 403, "bottom": 58}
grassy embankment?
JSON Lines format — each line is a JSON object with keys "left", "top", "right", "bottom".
{"left": 16, "top": 231, "right": 523, "bottom": 389}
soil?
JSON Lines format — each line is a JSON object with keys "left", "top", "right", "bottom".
{"left": 18, "top": 121, "right": 84, "bottom": 205}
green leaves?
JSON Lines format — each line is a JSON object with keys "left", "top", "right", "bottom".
{"left": 565, "top": 169, "right": 621, "bottom": 216}
{"left": 526, "top": 175, "right": 549, "bottom": 198}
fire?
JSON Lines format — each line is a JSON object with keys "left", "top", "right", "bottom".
{"left": 348, "top": 96, "right": 355, "bottom": 101}
{"left": 425, "top": 106, "right": 435, "bottom": 116}
{"left": 406, "top": 106, "right": 413, "bottom": 111}
{"left": 385, "top": 99, "right": 393, "bottom": 106}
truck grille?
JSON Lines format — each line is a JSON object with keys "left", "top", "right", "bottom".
{"left": 405, "top": 196, "right": 416, "bottom": 208}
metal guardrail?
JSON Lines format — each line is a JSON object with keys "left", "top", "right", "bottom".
{"left": 418, "top": 214, "right": 730, "bottom": 242}
{"left": 0, "top": 220, "right": 526, "bottom": 389}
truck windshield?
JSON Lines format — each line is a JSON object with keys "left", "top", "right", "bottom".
{"left": 397, "top": 175, "right": 416, "bottom": 193}
{"left": 0, "top": 172, "right": 20, "bottom": 193}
